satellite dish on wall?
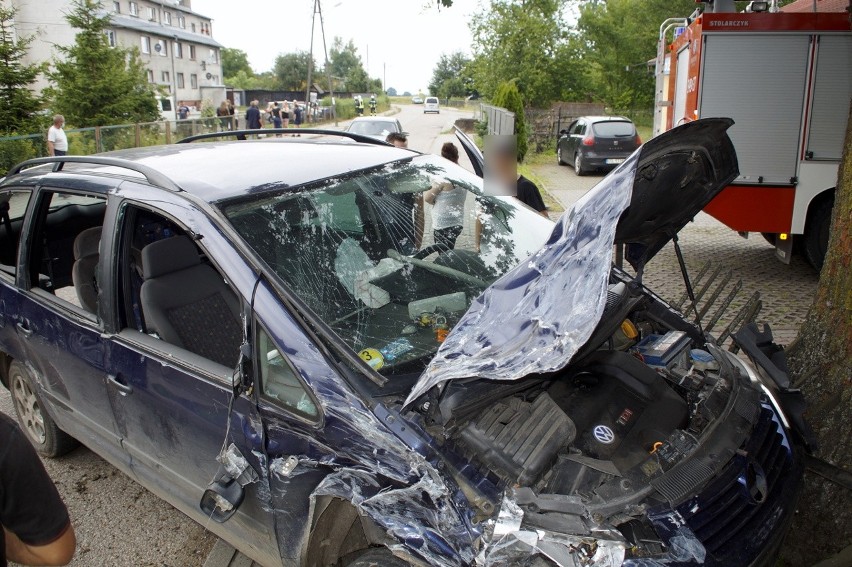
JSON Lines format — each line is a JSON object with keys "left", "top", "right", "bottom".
{"left": 154, "top": 43, "right": 162, "bottom": 52}
{"left": 206, "top": 72, "right": 212, "bottom": 80}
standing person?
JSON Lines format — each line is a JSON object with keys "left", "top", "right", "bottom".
{"left": 424, "top": 142, "right": 467, "bottom": 248}
{"left": 384, "top": 132, "right": 425, "bottom": 251}
{"left": 282, "top": 101, "right": 290, "bottom": 128}
{"left": 178, "top": 103, "right": 190, "bottom": 120}
{"left": 369, "top": 95, "right": 377, "bottom": 116}
{"left": 1, "top": 412, "right": 76, "bottom": 566}
{"left": 385, "top": 131, "right": 408, "bottom": 148}
{"left": 293, "top": 102, "right": 303, "bottom": 135}
{"left": 355, "top": 96, "right": 364, "bottom": 116}
{"left": 270, "top": 101, "right": 282, "bottom": 135}
{"left": 216, "top": 101, "right": 231, "bottom": 131}
{"left": 245, "top": 100, "right": 262, "bottom": 135}
{"left": 489, "top": 138, "right": 549, "bottom": 218}
{"left": 46, "top": 115, "right": 68, "bottom": 157}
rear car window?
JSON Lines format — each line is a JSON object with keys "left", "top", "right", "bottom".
{"left": 592, "top": 121, "right": 635, "bottom": 137}
{"left": 426, "top": 98, "right": 439, "bottom": 104}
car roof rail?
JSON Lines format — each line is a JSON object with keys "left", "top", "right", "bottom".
{"left": 8, "top": 156, "right": 182, "bottom": 192}
{"left": 176, "top": 128, "right": 394, "bottom": 146}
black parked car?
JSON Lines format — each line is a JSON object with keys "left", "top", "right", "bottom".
{"left": 558, "top": 116, "right": 642, "bottom": 175}
{"left": 0, "top": 122, "right": 810, "bottom": 566}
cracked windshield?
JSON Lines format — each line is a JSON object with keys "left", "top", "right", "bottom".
{"left": 223, "top": 155, "right": 552, "bottom": 375}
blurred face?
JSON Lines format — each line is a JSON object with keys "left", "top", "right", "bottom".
{"left": 392, "top": 138, "right": 408, "bottom": 149}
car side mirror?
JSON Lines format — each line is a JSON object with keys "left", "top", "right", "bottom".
{"left": 200, "top": 479, "right": 245, "bottom": 522}
{"left": 559, "top": 129, "right": 568, "bottom": 135}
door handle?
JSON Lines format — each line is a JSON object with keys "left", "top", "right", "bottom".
{"left": 107, "top": 373, "right": 133, "bottom": 396}
{"left": 16, "top": 321, "right": 33, "bottom": 338}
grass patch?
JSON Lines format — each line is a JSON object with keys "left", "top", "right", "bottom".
{"left": 523, "top": 149, "right": 557, "bottom": 167}
{"left": 518, "top": 163, "right": 564, "bottom": 214}
{"left": 637, "top": 125, "right": 652, "bottom": 143}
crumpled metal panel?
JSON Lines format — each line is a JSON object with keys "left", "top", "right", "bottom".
{"left": 406, "top": 151, "right": 639, "bottom": 406}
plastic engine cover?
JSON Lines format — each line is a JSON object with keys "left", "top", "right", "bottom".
{"left": 458, "top": 392, "right": 576, "bottom": 486}
{"left": 550, "top": 351, "right": 688, "bottom": 472}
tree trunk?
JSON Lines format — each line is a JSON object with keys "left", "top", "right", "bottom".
{"left": 780, "top": 101, "right": 852, "bottom": 565}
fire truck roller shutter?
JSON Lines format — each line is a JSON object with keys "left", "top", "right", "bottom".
{"left": 700, "top": 34, "right": 810, "bottom": 185}
{"left": 806, "top": 35, "right": 852, "bottom": 161}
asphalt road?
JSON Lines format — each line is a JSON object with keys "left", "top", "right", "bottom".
{"left": 0, "top": 103, "right": 817, "bottom": 566}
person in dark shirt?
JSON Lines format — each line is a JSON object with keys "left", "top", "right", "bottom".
{"left": 1, "top": 412, "right": 75, "bottom": 566}
{"left": 516, "top": 174, "right": 548, "bottom": 217}
{"left": 245, "top": 100, "right": 262, "bottom": 130}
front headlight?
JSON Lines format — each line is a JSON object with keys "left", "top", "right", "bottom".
{"left": 724, "top": 351, "right": 791, "bottom": 430}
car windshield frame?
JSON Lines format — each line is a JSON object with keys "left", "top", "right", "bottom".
{"left": 218, "top": 155, "right": 553, "bottom": 383}
{"left": 347, "top": 120, "right": 400, "bottom": 137}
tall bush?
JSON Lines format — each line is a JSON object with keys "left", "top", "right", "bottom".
{"left": 492, "top": 80, "right": 528, "bottom": 162}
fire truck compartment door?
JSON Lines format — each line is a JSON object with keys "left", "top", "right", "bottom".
{"left": 673, "top": 46, "right": 691, "bottom": 128}
{"left": 700, "top": 34, "right": 810, "bottom": 184}
{"left": 807, "top": 35, "right": 852, "bottom": 162}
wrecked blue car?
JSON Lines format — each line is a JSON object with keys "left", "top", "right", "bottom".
{"left": 0, "top": 120, "right": 808, "bottom": 566}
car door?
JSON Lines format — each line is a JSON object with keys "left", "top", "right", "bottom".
{"left": 0, "top": 188, "right": 33, "bottom": 365}
{"left": 100, "top": 191, "right": 282, "bottom": 566}
{"left": 561, "top": 120, "right": 578, "bottom": 156}
{"left": 13, "top": 184, "right": 125, "bottom": 460}
{"left": 570, "top": 119, "right": 585, "bottom": 157}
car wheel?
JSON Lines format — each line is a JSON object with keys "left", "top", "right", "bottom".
{"left": 574, "top": 153, "right": 587, "bottom": 176}
{"left": 557, "top": 146, "right": 565, "bottom": 166}
{"left": 9, "top": 361, "right": 78, "bottom": 457}
{"left": 804, "top": 197, "right": 833, "bottom": 272}
{"left": 342, "top": 548, "right": 411, "bottom": 567}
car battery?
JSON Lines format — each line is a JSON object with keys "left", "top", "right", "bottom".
{"left": 633, "top": 331, "right": 691, "bottom": 372}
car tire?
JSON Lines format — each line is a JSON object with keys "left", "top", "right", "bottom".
{"left": 557, "top": 146, "right": 566, "bottom": 166}
{"left": 574, "top": 153, "right": 587, "bottom": 176}
{"left": 9, "top": 361, "right": 78, "bottom": 457}
{"left": 803, "top": 197, "right": 833, "bottom": 272}
{"left": 342, "top": 548, "right": 411, "bottom": 567}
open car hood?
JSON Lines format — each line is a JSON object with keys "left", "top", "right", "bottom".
{"left": 405, "top": 118, "right": 738, "bottom": 405}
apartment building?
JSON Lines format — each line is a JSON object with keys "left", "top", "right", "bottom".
{"left": 6, "top": 0, "right": 225, "bottom": 109}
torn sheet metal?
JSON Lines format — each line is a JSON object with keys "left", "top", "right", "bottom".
{"left": 405, "top": 152, "right": 637, "bottom": 405}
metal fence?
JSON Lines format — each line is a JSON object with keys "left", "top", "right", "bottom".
{"left": 479, "top": 103, "right": 516, "bottom": 136}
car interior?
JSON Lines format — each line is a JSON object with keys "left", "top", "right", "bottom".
{"left": 117, "top": 206, "right": 243, "bottom": 369}
{"left": 0, "top": 190, "right": 32, "bottom": 278}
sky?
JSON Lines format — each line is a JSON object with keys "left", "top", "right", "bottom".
{"left": 192, "top": 0, "right": 481, "bottom": 94}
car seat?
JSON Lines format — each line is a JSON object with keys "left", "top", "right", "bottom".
{"left": 71, "top": 226, "right": 102, "bottom": 313}
{"left": 140, "top": 236, "right": 242, "bottom": 368}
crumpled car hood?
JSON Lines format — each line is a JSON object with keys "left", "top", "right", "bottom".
{"left": 406, "top": 118, "right": 738, "bottom": 406}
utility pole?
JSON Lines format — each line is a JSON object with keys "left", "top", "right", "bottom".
{"left": 383, "top": 62, "right": 386, "bottom": 95}
{"left": 316, "top": 0, "right": 336, "bottom": 125}
{"left": 305, "top": 0, "right": 317, "bottom": 124}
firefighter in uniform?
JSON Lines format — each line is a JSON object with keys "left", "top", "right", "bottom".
{"left": 369, "top": 95, "right": 377, "bottom": 116}
{"left": 355, "top": 96, "right": 364, "bottom": 116}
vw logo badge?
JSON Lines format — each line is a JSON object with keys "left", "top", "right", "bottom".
{"left": 593, "top": 425, "right": 615, "bottom": 444}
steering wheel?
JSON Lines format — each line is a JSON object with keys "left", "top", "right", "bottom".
{"left": 413, "top": 242, "right": 452, "bottom": 260}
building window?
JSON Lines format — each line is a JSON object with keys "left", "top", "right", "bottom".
{"left": 105, "top": 30, "right": 116, "bottom": 47}
{"left": 146, "top": 7, "right": 156, "bottom": 21}
{"left": 147, "top": 69, "right": 154, "bottom": 83}
{"left": 177, "top": 73, "right": 184, "bottom": 89}
{"left": 113, "top": 1, "right": 120, "bottom": 12}
{"left": 129, "top": 1, "right": 138, "bottom": 16}
{"left": 174, "top": 42, "right": 182, "bottom": 58}
{"left": 189, "top": 45, "right": 196, "bottom": 60}
{"left": 140, "top": 36, "right": 150, "bottom": 54}
{"left": 162, "top": 71, "right": 170, "bottom": 83}
{"left": 163, "top": 11, "right": 171, "bottom": 25}
{"left": 178, "top": 15, "right": 185, "bottom": 28}
{"left": 191, "top": 23, "right": 196, "bottom": 33}
{"left": 209, "top": 48, "right": 218, "bottom": 63}
{"left": 190, "top": 74, "right": 197, "bottom": 88}
{"left": 156, "top": 39, "right": 167, "bottom": 56}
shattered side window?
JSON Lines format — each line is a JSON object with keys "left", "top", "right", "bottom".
{"left": 223, "top": 156, "right": 553, "bottom": 378}
{"left": 257, "top": 324, "right": 319, "bottom": 420}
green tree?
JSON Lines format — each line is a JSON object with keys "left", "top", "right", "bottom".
{"left": 227, "top": 69, "right": 278, "bottom": 91}
{"left": 328, "top": 37, "right": 362, "bottom": 88}
{"left": 428, "top": 52, "right": 473, "bottom": 99}
{"left": 345, "top": 65, "right": 370, "bottom": 93}
{"left": 0, "top": 5, "right": 45, "bottom": 134}
{"left": 46, "top": 0, "right": 158, "bottom": 127}
{"left": 492, "top": 80, "right": 528, "bottom": 162}
{"left": 386, "top": 87, "right": 397, "bottom": 96}
{"left": 470, "top": 0, "right": 567, "bottom": 106}
{"left": 571, "top": 0, "right": 695, "bottom": 111}
{"left": 221, "top": 47, "right": 252, "bottom": 79}
{"left": 273, "top": 51, "right": 315, "bottom": 91}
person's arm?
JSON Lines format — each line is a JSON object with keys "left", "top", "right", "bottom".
{"left": 47, "top": 140, "right": 55, "bottom": 157}
{"left": 539, "top": 209, "right": 550, "bottom": 218}
{"left": 47, "top": 129, "right": 56, "bottom": 156}
{"left": 5, "top": 524, "right": 76, "bottom": 566}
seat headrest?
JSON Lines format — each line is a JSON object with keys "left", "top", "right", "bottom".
{"left": 73, "top": 227, "right": 102, "bottom": 260}
{"left": 142, "top": 236, "right": 201, "bottom": 279}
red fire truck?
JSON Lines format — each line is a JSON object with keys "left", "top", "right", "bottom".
{"left": 654, "top": 6, "right": 851, "bottom": 270}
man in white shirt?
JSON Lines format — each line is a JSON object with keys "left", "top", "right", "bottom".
{"left": 47, "top": 115, "right": 68, "bottom": 157}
